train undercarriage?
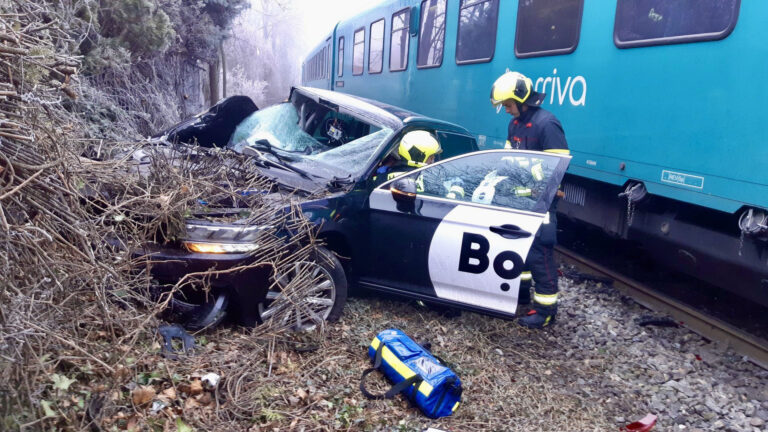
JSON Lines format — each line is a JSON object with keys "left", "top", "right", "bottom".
{"left": 558, "top": 174, "right": 768, "bottom": 307}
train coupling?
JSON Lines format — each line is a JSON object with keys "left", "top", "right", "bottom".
{"left": 738, "top": 207, "right": 768, "bottom": 238}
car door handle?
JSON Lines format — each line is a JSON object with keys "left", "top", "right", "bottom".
{"left": 490, "top": 224, "right": 531, "bottom": 239}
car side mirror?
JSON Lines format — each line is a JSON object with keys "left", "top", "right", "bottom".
{"left": 391, "top": 177, "right": 417, "bottom": 213}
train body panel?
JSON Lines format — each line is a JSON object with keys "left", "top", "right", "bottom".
{"left": 302, "top": 0, "right": 768, "bottom": 304}
{"left": 302, "top": 31, "right": 334, "bottom": 90}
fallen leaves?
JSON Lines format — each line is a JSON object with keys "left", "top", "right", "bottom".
{"left": 161, "top": 386, "right": 177, "bottom": 400}
{"left": 178, "top": 379, "right": 203, "bottom": 396}
{"left": 131, "top": 385, "right": 156, "bottom": 406}
{"left": 51, "top": 373, "right": 77, "bottom": 392}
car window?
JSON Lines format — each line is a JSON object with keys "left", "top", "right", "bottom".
{"left": 398, "top": 151, "right": 570, "bottom": 214}
{"left": 436, "top": 131, "right": 477, "bottom": 160}
{"left": 229, "top": 100, "right": 393, "bottom": 179}
{"left": 307, "top": 129, "right": 392, "bottom": 174}
{"left": 229, "top": 103, "right": 322, "bottom": 153}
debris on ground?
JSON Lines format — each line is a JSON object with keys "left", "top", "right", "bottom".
{"left": 623, "top": 413, "right": 658, "bottom": 431}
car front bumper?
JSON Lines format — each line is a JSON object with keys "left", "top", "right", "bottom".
{"left": 136, "top": 243, "right": 273, "bottom": 326}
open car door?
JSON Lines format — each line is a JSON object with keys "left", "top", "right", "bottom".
{"left": 361, "top": 150, "right": 571, "bottom": 318}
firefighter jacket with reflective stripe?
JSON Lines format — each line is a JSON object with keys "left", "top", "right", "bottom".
{"left": 506, "top": 107, "right": 569, "bottom": 153}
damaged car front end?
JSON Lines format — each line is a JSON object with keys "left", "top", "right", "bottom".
{"left": 139, "top": 86, "right": 407, "bottom": 330}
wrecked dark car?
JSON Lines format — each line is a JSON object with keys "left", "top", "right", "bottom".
{"left": 143, "top": 86, "right": 570, "bottom": 331}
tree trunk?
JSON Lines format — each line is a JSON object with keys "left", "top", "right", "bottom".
{"left": 220, "top": 39, "right": 227, "bottom": 99}
{"left": 208, "top": 55, "right": 221, "bottom": 106}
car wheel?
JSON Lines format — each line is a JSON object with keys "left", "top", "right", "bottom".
{"left": 258, "top": 246, "right": 347, "bottom": 331}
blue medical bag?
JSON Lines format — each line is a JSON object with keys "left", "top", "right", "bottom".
{"left": 360, "top": 329, "right": 462, "bottom": 419}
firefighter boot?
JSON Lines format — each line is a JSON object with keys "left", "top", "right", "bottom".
{"left": 518, "top": 309, "right": 555, "bottom": 329}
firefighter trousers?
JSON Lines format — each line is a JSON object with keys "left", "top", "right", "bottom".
{"left": 519, "top": 219, "right": 559, "bottom": 315}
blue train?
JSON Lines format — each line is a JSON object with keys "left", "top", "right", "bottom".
{"left": 302, "top": 0, "right": 768, "bottom": 306}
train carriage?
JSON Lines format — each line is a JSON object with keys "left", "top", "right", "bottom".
{"left": 302, "top": 0, "right": 768, "bottom": 306}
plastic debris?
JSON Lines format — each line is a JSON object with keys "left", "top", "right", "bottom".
{"left": 158, "top": 324, "right": 196, "bottom": 359}
{"left": 150, "top": 400, "right": 167, "bottom": 414}
{"left": 623, "top": 414, "right": 657, "bottom": 431}
{"left": 201, "top": 372, "right": 221, "bottom": 389}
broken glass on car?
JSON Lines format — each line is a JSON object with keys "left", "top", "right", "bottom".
{"left": 228, "top": 94, "right": 393, "bottom": 180}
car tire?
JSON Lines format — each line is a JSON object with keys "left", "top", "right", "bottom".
{"left": 258, "top": 246, "right": 347, "bottom": 330}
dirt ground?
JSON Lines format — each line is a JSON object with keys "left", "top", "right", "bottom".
{"left": 83, "top": 283, "right": 629, "bottom": 432}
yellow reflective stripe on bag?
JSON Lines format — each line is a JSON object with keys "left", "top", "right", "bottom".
{"left": 370, "top": 337, "right": 433, "bottom": 396}
{"left": 533, "top": 292, "right": 558, "bottom": 306}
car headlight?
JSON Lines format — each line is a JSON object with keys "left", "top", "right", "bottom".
{"left": 182, "top": 222, "right": 270, "bottom": 254}
{"left": 183, "top": 242, "right": 259, "bottom": 254}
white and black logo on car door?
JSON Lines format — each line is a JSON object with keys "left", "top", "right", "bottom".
{"left": 427, "top": 205, "right": 544, "bottom": 314}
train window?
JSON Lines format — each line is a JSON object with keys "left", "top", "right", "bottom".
{"left": 321, "top": 47, "right": 326, "bottom": 79}
{"left": 390, "top": 8, "right": 410, "bottom": 72}
{"left": 456, "top": 0, "right": 499, "bottom": 64}
{"left": 417, "top": 0, "right": 447, "bottom": 69}
{"left": 614, "top": 0, "right": 740, "bottom": 48}
{"left": 515, "top": 0, "right": 584, "bottom": 58}
{"left": 338, "top": 37, "right": 344, "bottom": 77}
{"left": 353, "top": 28, "right": 365, "bottom": 75}
{"left": 369, "top": 19, "right": 385, "bottom": 74}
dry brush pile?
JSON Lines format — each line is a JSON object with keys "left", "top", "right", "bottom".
{"left": 0, "top": 3, "right": 328, "bottom": 430}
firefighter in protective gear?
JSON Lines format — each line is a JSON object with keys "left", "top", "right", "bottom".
{"left": 373, "top": 130, "right": 442, "bottom": 186}
{"left": 491, "top": 71, "right": 570, "bottom": 329}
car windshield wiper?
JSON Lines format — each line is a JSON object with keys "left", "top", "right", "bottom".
{"left": 244, "top": 139, "right": 314, "bottom": 180}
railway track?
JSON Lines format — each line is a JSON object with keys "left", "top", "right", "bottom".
{"left": 555, "top": 245, "right": 768, "bottom": 370}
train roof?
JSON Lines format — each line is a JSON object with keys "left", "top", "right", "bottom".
{"left": 291, "top": 86, "right": 471, "bottom": 135}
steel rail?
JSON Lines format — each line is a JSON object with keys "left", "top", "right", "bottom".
{"left": 555, "top": 246, "right": 768, "bottom": 370}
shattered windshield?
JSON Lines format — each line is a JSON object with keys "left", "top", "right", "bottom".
{"left": 229, "top": 98, "right": 393, "bottom": 179}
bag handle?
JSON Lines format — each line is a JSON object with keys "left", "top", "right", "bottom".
{"left": 360, "top": 343, "right": 424, "bottom": 400}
